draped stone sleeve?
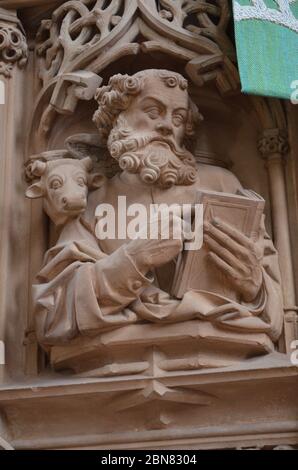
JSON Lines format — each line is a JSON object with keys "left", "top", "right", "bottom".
{"left": 33, "top": 219, "right": 153, "bottom": 346}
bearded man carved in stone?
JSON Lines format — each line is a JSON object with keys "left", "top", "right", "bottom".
{"left": 33, "top": 69, "right": 283, "bottom": 353}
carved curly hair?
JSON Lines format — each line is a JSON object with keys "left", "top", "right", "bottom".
{"left": 93, "top": 69, "right": 202, "bottom": 146}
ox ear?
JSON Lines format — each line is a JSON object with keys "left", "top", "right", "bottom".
{"left": 25, "top": 182, "right": 44, "bottom": 199}
{"left": 88, "top": 172, "right": 107, "bottom": 190}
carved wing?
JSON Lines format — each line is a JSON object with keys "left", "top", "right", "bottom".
{"left": 65, "top": 133, "right": 120, "bottom": 178}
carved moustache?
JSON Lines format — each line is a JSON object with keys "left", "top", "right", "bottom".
{"left": 108, "top": 126, "right": 197, "bottom": 188}
{"left": 109, "top": 133, "right": 187, "bottom": 160}
{"left": 109, "top": 136, "right": 197, "bottom": 188}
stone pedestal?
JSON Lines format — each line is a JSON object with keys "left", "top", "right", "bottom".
{"left": 50, "top": 321, "right": 274, "bottom": 376}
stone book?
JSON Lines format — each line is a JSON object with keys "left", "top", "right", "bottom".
{"left": 171, "top": 189, "right": 265, "bottom": 301}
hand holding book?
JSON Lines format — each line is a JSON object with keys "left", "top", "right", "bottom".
{"left": 171, "top": 189, "right": 265, "bottom": 303}
{"left": 205, "top": 218, "right": 263, "bottom": 303}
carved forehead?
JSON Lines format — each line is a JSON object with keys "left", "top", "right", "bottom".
{"left": 134, "top": 69, "right": 189, "bottom": 89}
{"left": 138, "top": 83, "right": 189, "bottom": 109}
{"left": 130, "top": 71, "right": 189, "bottom": 111}
{"left": 46, "top": 159, "right": 88, "bottom": 174}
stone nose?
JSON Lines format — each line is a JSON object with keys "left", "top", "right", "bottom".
{"left": 62, "top": 194, "right": 86, "bottom": 209}
{"left": 156, "top": 121, "right": 173, "bottom": 136}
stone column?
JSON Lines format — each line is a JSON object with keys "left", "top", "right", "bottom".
{"left": 0, "top": 7, "right": 28, "bottom": 381}
{"left": 258, "top": 128, "right": 298, "bottom": 353}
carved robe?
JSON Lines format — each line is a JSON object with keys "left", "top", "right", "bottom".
{"left": 33, "top": 164, "right": 284, "bottom": 348}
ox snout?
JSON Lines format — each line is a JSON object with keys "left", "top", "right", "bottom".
{"left": 61, "top": 195, "right": 87, "bottom": 212}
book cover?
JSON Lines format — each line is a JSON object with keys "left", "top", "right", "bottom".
{"left": 171, "top": 189, "right": 265, "bottom": 300}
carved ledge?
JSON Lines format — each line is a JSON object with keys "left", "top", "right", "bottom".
{"left": 0, "top": 8, "right": 28, "bottom": 78}
{"left": 50, "top": 320, "right": 275, "bottom": 376}
{"left": 0, "top": 354, "right": 297, "bottom": 449}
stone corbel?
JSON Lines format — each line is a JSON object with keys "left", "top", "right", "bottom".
{"left": 258, "top": 129, "right": 298, "bottom": 351}
{"left": 0, "top": 7, "right": 28, "bottom": 78}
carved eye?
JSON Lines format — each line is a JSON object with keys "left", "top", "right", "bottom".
{"left": 50, "top": 179, "right": 62, "bottom": 190}
{"left": 77, "top": 176, "right": 87, "bottom": 187}
{"left": 145, "top": 107, "right": 160, "bottom": 120}
{"left": 173, "top": 114, "right": 185, "bottom": 127}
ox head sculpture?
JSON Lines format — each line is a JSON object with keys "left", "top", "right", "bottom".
{"left": 25, "top": 156, "right": 105, "bottom": 226}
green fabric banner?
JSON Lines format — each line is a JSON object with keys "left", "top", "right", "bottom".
{"left": 232, "top": 0, "right": 298, "bottom": 100}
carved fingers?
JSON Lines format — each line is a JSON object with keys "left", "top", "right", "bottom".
{"left": 126, "top": 209, "right": 188, "bottom": 274}
{"left": 205, "top": 237, "right": 248, "bottom": 278}
{"left": 204, "top": 218, "right": 263, "bottom": 302}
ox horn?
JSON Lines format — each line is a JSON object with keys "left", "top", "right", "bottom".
{"left": 81, "top": 157, "right": 93, "bottom": 172}
{"left": 31, "top": 160, "right": 47, "bottom": 177}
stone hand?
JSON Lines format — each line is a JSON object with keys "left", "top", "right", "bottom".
{"left": 126, "top": 208, "right": 190, "bottom": 274}
{"left": 204, "top": 218, "right": 263, "bottom": 302}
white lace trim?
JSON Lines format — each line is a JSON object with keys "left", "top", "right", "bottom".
{"left": 234, "top": 0, "right": 298, "bottom": 33}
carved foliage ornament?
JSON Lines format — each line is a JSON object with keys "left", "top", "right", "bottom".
{"left": 258, "top": 129, "right": 289, "bottom": 158}
{"left": 0, "top": 21, "right": 28, "bottom": 77}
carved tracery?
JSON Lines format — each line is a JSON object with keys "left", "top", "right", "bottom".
{"left": 36, "top": 0, "right": 236, "bottom": 86}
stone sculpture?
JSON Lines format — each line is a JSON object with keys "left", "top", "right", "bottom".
{"left": 27, "top": 69, "right": 283, "bottom": 371}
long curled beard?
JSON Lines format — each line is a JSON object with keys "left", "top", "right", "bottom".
{"left": 107, "top": 119, "right": 198, "bottom": 189}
